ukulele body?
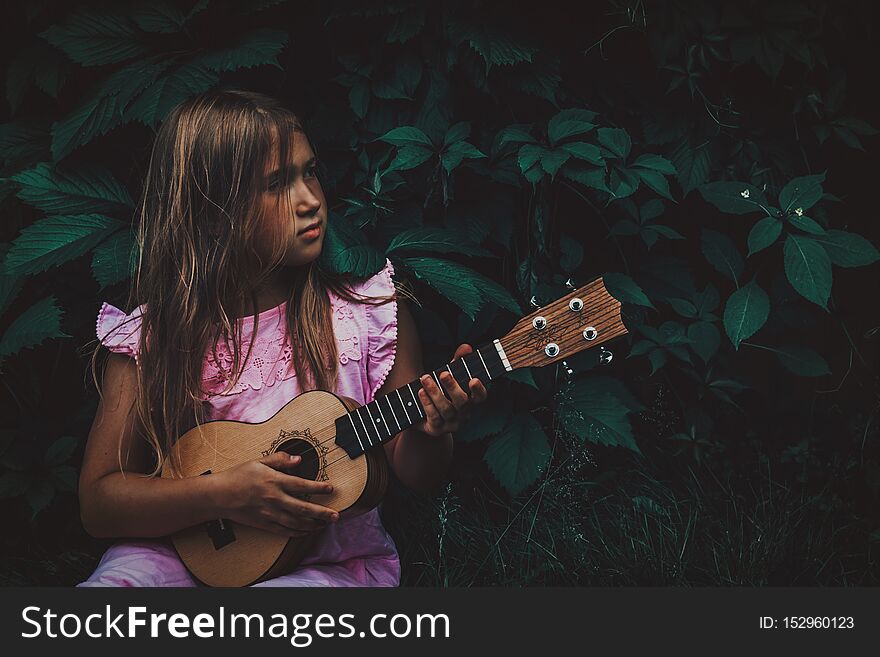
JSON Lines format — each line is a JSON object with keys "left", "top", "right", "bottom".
{"left": 161, "top": 389, "right": 389, "bottom": 587}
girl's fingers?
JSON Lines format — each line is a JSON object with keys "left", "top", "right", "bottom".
{"left": 441, "top": 371, "right": 470, "bottom": 409}
{"left": 421, "top": 375, "right": 455, "bottom": 418}
{"left": 418, "top": 387, "right": 442, "bottom": 427}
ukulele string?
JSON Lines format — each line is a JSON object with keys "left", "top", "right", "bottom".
{"left": 278, "top": 297, "right": 617, "bottom": 473}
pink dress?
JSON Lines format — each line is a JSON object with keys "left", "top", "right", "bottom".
{"left": 77, "top": 258, "right": 401, "bottom": 587}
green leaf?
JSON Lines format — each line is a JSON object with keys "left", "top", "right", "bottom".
{"left": 812, "top": 230, "right": 880, "bottom": 267}
{"left": 539, "top": 149, "right": 570, "bottom": 178}
{"left": 556, "top": 378, "right": 642, "bottom": 453}
{"left": 699, "top": 181, "right": 767, "bottom": 214}
{"left": 671, "top": 139, "right": 711, "bottom": 195}
{"left": 723, "top": 280, "right": 770, "bottom": 350}
{"left": 124, "top": 58, "right": 219, "bottom": 128}
{"left": 632, "top": 154, "right": 676, "bottom": 174}
{"left": 378, "top": 126, "right": 433, "bottom": 148}
{"left": 635, "top": 169, "right": 674, "bottom": 201}
{"left": 559, "top": 141, "right": 603, "bottom": 165}
{"left": 775, "top": 345, "right": 831, "bottom": 377}
{"left": 778, "top": 172, "right": 825, "bottom": 213}
{"left": 558, "top": 235, "right": 583, "bottom": 273}
{"left": 386, "top": 227, "right": 493, "bottom": 257}
{"left": 0, "top": 296, "right": 70, "bottom": 362}
{"left": 131, "top": 1, "right": 188, "bottom": 33}
{"left": 10, "top": 162, "right": 133, "bottom": 214}
{"left": 506, "top": 367, "right": 538, "bottom": 389}
{"left": 91, "top": 228, "right": 137, "bottom": 289}
{"left": 4, "top": 214, "right": 122, "bottom": 277}
{"left": 0, "top": 472, "right": 31, "bottom": 499}
{"left": 448, "top": 21, "right": 537, "bottom": 72}
{"left": 788, "top": 214, "right": 825, "bottom": 235}
{"left": 40, "top": 9, "right": 149, "bottom": 66}
{"left": 608, "top": 167, "right": 639, "bottom": 198}
{"left": 547, "top": 108, "right": 596, "bottom": 146}
{"left": 747, "top": 217, "right": 783, "bottom": 256}
{"left": 496, "top": 125, "right": 536, "bottom": 149}
{"left": 784, "top": 234, "right": 832, "bottom": 309}
{"left": 199, "top": 29, "right": 288, "bottom": 73}
{"left": 455, "top": 396, "right": 512, "bottom": 443}
{"left": 45, "top": 435, "right": 78, "bottom": 467}
{"left": 51, "top": 56, "right": 173, "bottom": 160}
{"left": 441, "top": 141, "right": 485, "bottom": 175}
{"left": 602, "top": 272, "right": 654, "bottom": 308}
{"left": 401, "top": 256, "right": 521, "bottom": 319}
{"left": 319, "top": 213, "right": 384, "bottom": 277}
{"left": 701, "top": 229, "right": 743, "bottom": 282}
{"left": 687, "top": 320, "right": 720, "bottom": 363}
{"left": 387, "top": 144, "right": 434, "bottom": 172}
{"left": 443, "top": 121, "right": 471, "bottom": 146}
{"left": 26, "top": 480, "right": 55, "bottom": 519}
{"left": 597, "top": 127, "right": 631, "bottom": 160}
{"left": 485, "top": 413, "right": 550, "bottom": 496}
{"left": 561, "top": 163, "right": 609, "bottom": 193}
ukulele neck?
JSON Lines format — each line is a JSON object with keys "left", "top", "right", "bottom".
{"left": 334, "top": 339, "right": 511, "bottom": 458}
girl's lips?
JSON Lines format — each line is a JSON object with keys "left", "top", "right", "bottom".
{"left": 298, "top": 223, "right": 321, "bottom": 240}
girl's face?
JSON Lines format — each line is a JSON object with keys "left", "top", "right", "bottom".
{"left": 257, "top": 129, "right": 327, "bottom": 269}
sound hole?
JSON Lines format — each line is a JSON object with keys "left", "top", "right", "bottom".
{"left": 275, "top": 438, "right": 320, "bottom": 482}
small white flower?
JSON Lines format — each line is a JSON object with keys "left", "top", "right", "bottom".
{"left": 795, "top": 207, "right": 804, "bottom": 216}
{"left": 740, "top": 189, "right": 750, "bottom": 199}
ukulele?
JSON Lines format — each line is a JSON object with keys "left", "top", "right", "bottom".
{"left": 161, "top": 275, "right": 629, "bottom": 586}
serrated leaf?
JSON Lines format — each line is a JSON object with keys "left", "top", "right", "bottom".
{"left": 51, "top": 56, "right": 173, "bottom": 160}
{"left": 635, "top": 168, "right": 674, "bottom": 200}
{"left": 199, "top": 29, "right": 288, "bottom": 72}
{"left": 386, "top": 227, "right": 492, "bottom": 257}
{"left": 775, "top": 344, "right": 831, "bottom": 377}
{"left": 602, "top": 272, "right": 653, "bottom": 308}
{"left": 747, "top": 217, "right": 783, "bottom": 256}
{"left": 441, "top": 140, "right": 485, "bottom": 175}
{"left": 548, "top": 108, "right": 596, "bottom": 146}
{"left": 597, "top": 127, "right": 631, "bottom": 160}
{"left": 485, "top": 413, "right": 550, "bottom": 495}
{"left": 124, "top": 58, "right": 219, "bottom": 128}
{"left": 784, "top": 234, "right": 832, "bottom": 309}
{"left": 0, "top": 296, "right": 70, "bottom": 362}
{"left": 701, "top": 229, "right": 743, "bottom": 282}
{"left": 779, "top": 173, "right": 825, "bottom": 213}
{"left": 387, "top": 144, "right": 434, "bottom": 172}
{"left": 401, "top": 256, "right": 521, "bottom": 319}
{"left": 671, "top": 139, "right": 711, "bottom": 195}
{"left": 699, "top": 181, "right": 767, "bottom": 214}
{"left": 10, "top": 162, "right": 133, "bottom": 214}
{"left": 131, "top": 1, "right": 187, "bottom": 33}
{"left": 558, "top": 235, "right": 583, "bottom": 273}
{"left": 455, "top": 396, "right": 512, "bottom": 443}
{"left": 378, "top": 126, "right": 433, "bottom": 148}
{"left": 556, "top": 378, "right": 641, "bottom": 453}
{"left": 40, "top": 9, "right": 149, "bottom": 66}
{"left": 506, "top": 367, "right": 538, "bottom": 389}
{"left": 687, "top": 320, "right": 720, "bottom": 363}
{"left": 443, "top": 121, "right": 471, "bottom": 146}
{"left": 319, "top": 212, "right": 384, "bottom": 277}
{"left": 91, "top": 228, "right": 137, "bottom": 289}
{"left": 723, "top": 281, "right": 769, "bottom": 349}
{"left": 539, "top": 148, "right": 570, "bottom": 178}
{"left": 4, "top": 214, "right": 122, "bottom": 276}
{"left": 632, "top": 154, "right": 676, "bottom": 174}
{"left": 559, "top": 141, "right": 603, "bottom": 165}
{"left": 561, "top": 163, "right": 609, "bottom": 193}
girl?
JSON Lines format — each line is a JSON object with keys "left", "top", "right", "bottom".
{"left": 77, "top": 89, "right": 488, "bottom": 587}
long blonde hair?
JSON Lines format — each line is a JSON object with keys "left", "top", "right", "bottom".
{"left": 85, "top": 89, "right": 405, "bottom": 478}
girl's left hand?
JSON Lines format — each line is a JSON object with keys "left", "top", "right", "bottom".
{"left": 414, "top": 343, "right": 489, "bottom": 438}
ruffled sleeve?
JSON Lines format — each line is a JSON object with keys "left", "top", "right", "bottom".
{"left": 96, "top": 301, "right": 145, "bottom": 363}
{"left": 361, "top": 257, "right": 398, "bottom": 401}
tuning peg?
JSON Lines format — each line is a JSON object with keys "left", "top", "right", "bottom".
{"left": 565, "top": 278, "right": 576, "bottom": 290}
{"left": 562, "top": 359, "right": 574, "bottom": 377}
{"left": 529, "top": 295, "right": 540, "bottom": 308}
{"left": 599, "top": 347, "right": 613, "bottom": 364}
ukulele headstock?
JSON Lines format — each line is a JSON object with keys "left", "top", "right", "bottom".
{"left": 498, "top": 276, "right": 629, "bottom": 370}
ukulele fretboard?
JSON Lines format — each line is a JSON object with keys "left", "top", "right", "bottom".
{"left": 334, "top": 339, "right": 511, "bottom": 458}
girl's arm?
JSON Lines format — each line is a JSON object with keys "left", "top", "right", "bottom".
{"left": 380, "top": 300, "right": 455, "bottom": 492}
{"left": 79, "top": 353, "right": 336, "bottom": 539}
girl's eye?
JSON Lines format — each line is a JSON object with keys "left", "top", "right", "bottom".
{"left": 305, "top": 165, "right": 318, "bottom": 179}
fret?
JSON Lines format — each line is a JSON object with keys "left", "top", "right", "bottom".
{"left": 396, "top": 389, "right": 412, "bottom": 424}
{"left": 476, "top": 347, "right": 492, "bottom": 380}
{"left": 354, "top": 407, "right": 373, "bottom": 447}
{"left": 431, "top": 371, "right": 446, "bottom": 399}
{"left": 461, "top": 357, "right": 473, "bottom": 381}
{"left": 447, "top": 360, "right": 468, "bottom": 393}
{"left": 382, "top": 394, "right": 401, "bottom": 433}
{"left": 371, "top": 399, "right": 392, "bottom": 439}
{"left": 463, "top": 351, "right": 489, "bottom": 386}
{"left": 406, "top": 383, "right": 424, "bottom": 418}
{"left": 347, "top": 413, "right": 366, "bottom": 453}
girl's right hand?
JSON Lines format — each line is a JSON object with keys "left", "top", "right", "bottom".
{"left": 212, "top": 451, "right": 339, "bottom": 537}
